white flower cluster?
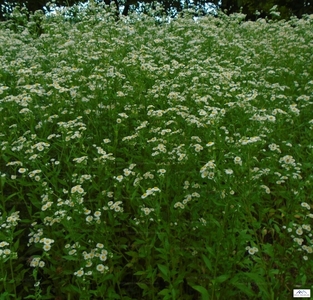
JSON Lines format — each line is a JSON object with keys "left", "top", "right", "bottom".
{"left": 29, "top": 257, "right": 45, "bottom": 268}
{"left": 283, "top": 202, "right": 313, "bottom": 261}
{"left": 1, "top": 211, "right": 20, "bottom": 229}
{"left": 40, "top": 237, "right": 54, "bottom": 251}
{"left": 246, "top": 246, "right": 259, "bottom": 255}
{"left": 31, "top": 142, "right": 50, "bottom": 152}
{"left": 71, "top": 185, "right": 85, "bottom": 194}
{"left": 141, "top": 187, "right": 161, "bottom": 199}
{"left": 103, "top": 201, "right": 124, "bottom": 212}
{"left": 0, "top": 241, "right": 17, "bottom": 260}
{"left": 174, "top": 192, "right": 201, "bottom": 209}
{"left": 83, "top": 208, "right": 102, "bottom": 224}
{"left": 200, "top": 160, "right": 216, "bottom": 179}
{"left": 92, "top": 144, "right": 115, "bottom": 164}
{"left": 0, "top": 200, "right": 19, "bottom": 261}
{"left": 277, "top": 154, "right": 302, "bottom": 181}
{"left": 72, "top": 243, "right": 112, "bottom": 277}
{"left": 73, "top": 156, "right": 88, "bottom": 164}
{"left": 279, "top": 155, "right": 296, "bottom": 168}
{"left": 140, "top": 205, "right": 155, "bottom": 216}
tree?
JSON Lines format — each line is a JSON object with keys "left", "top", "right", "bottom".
{"left": 0, "top": 0, "right": 79, "bottom": 21}
{"left": 0, "top": 0, "right": 312, "bottom": 22}
{"left": 217, "top": 0, "right": 313, "bottom": 20}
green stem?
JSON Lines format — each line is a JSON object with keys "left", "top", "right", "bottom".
{"left": 242, "top": 192, "right": 274, "bottom": 300}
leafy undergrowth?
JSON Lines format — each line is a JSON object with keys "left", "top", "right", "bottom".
{"left": 0, "top": 2, "right": 313, "bottom": 299}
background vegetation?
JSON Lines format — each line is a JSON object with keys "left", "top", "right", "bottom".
{"left": 0, "top": 2, "right": 313, "bottom": 299}
{"left": 1, "top": 0, "right": 313, "bottom": 21}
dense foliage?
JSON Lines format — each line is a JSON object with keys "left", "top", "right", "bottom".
{"left": 1, "top": 0, "right": 312, "bottom": 21}
{"left": 0, "top": 3, "right": 313, "bottom": 299}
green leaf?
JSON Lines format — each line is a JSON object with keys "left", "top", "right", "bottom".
{"left": 244, "top": 272, "right": 271, "bottom": 297}
{"left": 158, "top": 288, "right": 170, "bottom": 296}
{"left": 23, "top": 295, "right": 36, "bottom": 300}
{"left": 132, "top": 239, "right": 146, "bottom": 246}
{"left": 155, "top": 247, "right": 166, "bottom": 254}
{"left": 273, "top": 223, "right": 281, "bottom": 233}
{"left": 13, "top": 238, "right": 20, "bottom": 249}
{"left": 134, "top": 271, "right": 146, "bottom": 276}
{"left": 244, "top": 272, "right": 266, "bottom": 285}
{"left": 136, "top": 282, "right": 149, "bottom": 290}
{"left": 263, "top": 243, "right": 274, "bottom": 257}
{"left": 57, "top": 177, "right": 68, "bottom": 186}
{"left": 157, "top": 263, "right": 169, "bottom": 279}
{"left": 202, "top": 254, "right": 212, "bottom": 271}
{"left": 215, "top": 274, "right": 230, "bottom": 283}
{"left": 64, "top": 284, "right": 81, "bottom": 293}
{"left": 146, "top": 266, "right": 157, "bottom": 279}
{"left": 269, "top": 269, "right": 279, "bottom": 275}
{"left": 107, "top": 286, "right": 121, "bottom": 299}
{"left": 231, "top": 280, "right": 255, "bottom": 297}
{"left": 173, "top": 274, "right": 185, "bottom": 287}
{"left": 205, "top": 246, "right": 216, "bottom": 258}
{"left": 189, "top": 284, "right": 209, "bottom": 299}
{"left": 0, "top": 176, "right": 6, "bottom": 188}
{"left": 125, "top": 251, "right": 139, "bottom": 258}
{"left": 301, "top": 274, "right": 307, "bottom": 285}
{"left": 13, "top": 229, "right": 25, "bottom": 237}
{"left": 61, "top": 255, "right": 79, "bottom": 261}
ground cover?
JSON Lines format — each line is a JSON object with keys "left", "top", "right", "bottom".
{"left": 0, "top": 3, "right": 313, "bottom": 299}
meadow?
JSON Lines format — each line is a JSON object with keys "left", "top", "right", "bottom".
{"left": 0, "top": 2, "right": 313, "bottom": 299}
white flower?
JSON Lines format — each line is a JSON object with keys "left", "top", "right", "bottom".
{"left": 96, "top": 264, "right": 105, "bottom": 272}
{"left": 225, "top": 169, "right": 233, "bottom": 175}
{"left": 3, "top": 249, "right": 11, "bottom": 255}
{"left": 114, "top": 175, "right": 123, "bottom": 182}
{"left": 86, "top": 216, "right": 93, "bottom": 223}
{"left": 267, "top": 115, "right": 276, "bottom": 122}
{"left": 301, "top": 202, "right": 310, "bottom": 210}
{"left": 85, "top": 260, "right": 92, "bottom": 267}
{"left": 34, "top": 281, "right": 40, "bottom": 287}
{"left": 96, "top": 243, "right": 104, "bottom": 249}
{"left": 84, "top": 209, "right": 91, "bottom": 215}
{"left": 123, "top": 169, "right": 131, "bottom": 176}
{"left": 0, "top": 241, "right": 9, "bottom": 247}
{"left": 302, "top": 224, "right": 311, "bottom": 231}
{"left": 157, "top": 169, "right": 166, "bottom": 175}
{"left": 94, "top": 211, "right": 101, "bottom": 217}
{"left": 114, "top": 206, "right": 121, "bottom": 212}
{"left": 39, "top": 261, "right": 45, "bottom": 268}
{"left": 296, "top": 227, "right": 303, "bottom": 235}
{"left": 234, "top": 156, "right": 242, "bottom": 165}
{"left": 69, "top": 249, "right": 76, "bottom": 255}
{"left": 99, "top": 254, "right": 107, "bottom": 261}
{"left": 75, "top": 268, "right": 84, "bottom": 277}
{"left": 194, "top": 144, "right": 203, "bottom": 152}
{"left": 43, "top": 244, "right": 51, "bottom": 251}
{"left": 30, "top": 257, "right": 40, "bottom": 267}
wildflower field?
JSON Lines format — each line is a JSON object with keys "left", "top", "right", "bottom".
{"left": 0, "top": 2, "right": 313, "bottom": 299}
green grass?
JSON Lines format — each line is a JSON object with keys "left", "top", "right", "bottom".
{"left": 0, "top": 3, "right": 313, "bottom": 299}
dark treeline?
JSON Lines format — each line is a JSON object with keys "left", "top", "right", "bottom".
{"left": 0, "top": 0, "right": 312, "bottom": 22}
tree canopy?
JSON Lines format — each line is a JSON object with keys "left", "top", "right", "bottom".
{"left": 0, "top": 0, "right": 312, "bottom": 22}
